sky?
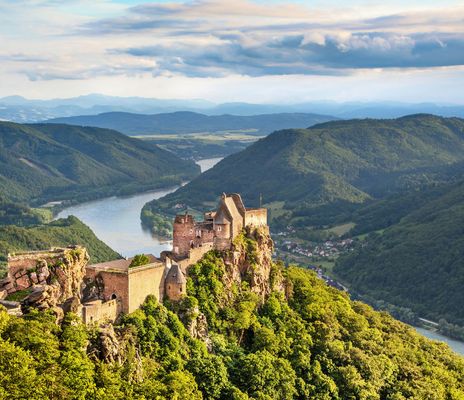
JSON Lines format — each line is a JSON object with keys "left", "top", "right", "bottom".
{"left": 0, "top": 0, "right": 463, "bottom": 104}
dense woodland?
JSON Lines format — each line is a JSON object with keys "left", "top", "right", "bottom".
{"left": 335, "top": 178, "right": 464, "bottom": 326}
{"left": 0, "top": 121, "right": 199, "bottom": 205}
{"left": 1, "top": 241, "right": 464, "bottom": 399}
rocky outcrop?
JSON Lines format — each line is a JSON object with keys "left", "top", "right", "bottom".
{"left": 224, "top": 226, "right": 284, "bottom": 303}
{"left": 187, "top": 310, "right": 212, "bottom": 350}
{"left": 88, "top": 324, "right": 143, "bottom": 381}
{"left": 90, "top": 323, "right": 124, "bottom": 364}
{"left": 1, "top": 246, "right": 90, "bottom": 315}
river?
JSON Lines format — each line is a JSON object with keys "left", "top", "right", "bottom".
{"left": 414, "top": 327, "right": 464, "bottom": 356}
{"left": 55, "top": 157, "right": 221, "bottom": 258}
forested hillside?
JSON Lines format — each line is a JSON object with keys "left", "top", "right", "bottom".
{"left": 144, "top": 114, "right": 464, "bottom": 227}
{"left": 0, "top": 121, "right": 199, "bottom": 204}
{"left": 46, "top": 111, "right": 336, "bottom": 136}
{"left": 335, "top": 179, "right": 464, "bottom": 326}
{"left": 1, "top": 231, "right": 464, "bottom": 399}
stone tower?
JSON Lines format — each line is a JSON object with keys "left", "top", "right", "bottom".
{"left": 172, "top": 213, "right": 195, "bottom": 257}
{"left": 165, "top": 264, "right": 187, "bottom": 301}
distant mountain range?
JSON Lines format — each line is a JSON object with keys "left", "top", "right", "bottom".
{"left": 0, "top": 121, "right": 199, "bottom": 205}
{"left": 45, "top": 111, "right": 336, "bottom": 136}
{"left": 1, "top": 94, "right": 464, "bottom": 122}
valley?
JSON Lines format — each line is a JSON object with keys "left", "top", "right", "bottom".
{"left": 140, "top": 114, "right": 464, "bottom": 344}
{"left": 3, "top": 1, "right": 464, "bottom": 398}
{"left": 0, "top": 121, "right": 199, "bottom": 205}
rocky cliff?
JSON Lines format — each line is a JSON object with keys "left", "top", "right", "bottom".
{"left": 0, "top": 246, "right": 89, "bottom": 317}
{"left": 224, "top": 226, "right": 284, "bottom": 302}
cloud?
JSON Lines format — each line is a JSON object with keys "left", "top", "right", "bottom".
{"left": 0, "top": 53, "right": 49, "bottom": 63}
{"left": 70, "top": 0, "right": 464, "bottom": 78}
{"left": 114, "top": 31, "right": 464, "bottom": 77}
{"left": 1, "top": 0, "right": 464, "bottom": 91}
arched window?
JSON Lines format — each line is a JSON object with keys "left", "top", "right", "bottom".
{"left": 111, "top": 293, "right": 117, "bottom": 300}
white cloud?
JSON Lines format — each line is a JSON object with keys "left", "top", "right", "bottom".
{"left": 0, "top": 0, "right": 463, "bottom": 102}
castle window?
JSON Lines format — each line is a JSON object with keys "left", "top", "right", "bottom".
{"left": 217, "top": 226, "right": 222, "bottom": 231}
{"left": 111, "top": 293, "right": 117, "bottom": 300}
{"left": 180, "top": 287, "right": 183, "bottom": 293}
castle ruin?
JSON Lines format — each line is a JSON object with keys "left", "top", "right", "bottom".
{"left": 0, "top": 193, "right": 268, "bottom": 324}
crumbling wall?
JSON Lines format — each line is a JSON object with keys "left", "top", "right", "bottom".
{"left": 82, "top": 299, "right": 119, "bottom": 324}
{"left": 245, "top": 208, "right": 268, "bottom": 228}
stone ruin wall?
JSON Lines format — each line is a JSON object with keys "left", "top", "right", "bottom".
{"left": 128, "top": 263, "right": 166, "bottom": 313}
{"left": 173, "top": 215, "right": 195, "bottom": 257}
{"left": 82, "top": 299, "right": 119, "bottom": 325}
{"left": 244, "top": 208, "right": 268, "bottom": 228}
{"left": 2, "top": 247, "right": 88, "bottom": 301}
{"left": 214, "top": 237, "right": 232, "bottom": 252}
{"left": 176, "top": 243, "right": 215, "bottom": 272}
{"left": 5, "top": 249, "right": 70, "bottom": 293}
{"left": 87, "top": 269, "right": 129, "bottom": 314}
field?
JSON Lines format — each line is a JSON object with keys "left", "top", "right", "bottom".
{"left": 132, "top": 130, "right": 263, "bottom": 159}
{"left": 325, "top": 222, "right": 355, "bottom": 236}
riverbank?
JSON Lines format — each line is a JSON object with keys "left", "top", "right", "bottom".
{"left": 414, "top": 326, "right": 464, "bottom": 356}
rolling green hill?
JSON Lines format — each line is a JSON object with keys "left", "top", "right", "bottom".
{"left": 335, "top": 178, "right": 464, "bottom": 326}
{"left": 0, "top": 121, "right": 199, "bottom": 204}
{"left": 144, "top": 115, "right": 464, "bottom": 227}
{"left": 46, "top": 111, "right": 336, "bottom": 136}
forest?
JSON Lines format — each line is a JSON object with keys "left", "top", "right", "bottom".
{"left": 1, "top": 242, "right": 464, "bottom": 399}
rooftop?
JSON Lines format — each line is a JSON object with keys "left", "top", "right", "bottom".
{"left": 166, "top": 264, "right": 186, "bottom": 284}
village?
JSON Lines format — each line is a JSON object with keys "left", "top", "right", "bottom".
{"left": 272, "top": 229, "right": 355, "bottom": 292}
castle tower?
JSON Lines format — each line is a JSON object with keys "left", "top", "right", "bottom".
{"left": 165, "top": 264, "right": 186, "bottom": 301}
{"left": 172, "top": 213, "right": 195, "bottom": 257}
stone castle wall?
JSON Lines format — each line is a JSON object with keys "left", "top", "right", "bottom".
{"left": 176, "top": 243, "right": 215, "bottom": 272}
{"left": 214, "top": 237, "right": 232, "bottom": 251}
{"left": 165, "top": 280, "right": 186, "bottom": 301}
{"left": 245, "top": 208, "right": 267, "bottom": 228}
{"left": 94, "top": 271, "right": 129, "bottom": 313}
{"left": 82, "top": 299, "right": 119, "bottom": 324}
{"left": 128, "top": 263, "right": 166, "bottom": 313}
